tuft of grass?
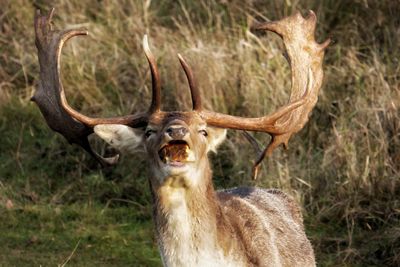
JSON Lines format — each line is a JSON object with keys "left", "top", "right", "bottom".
{"left": 1, "top": 0, "right": 399, "bottom": 266}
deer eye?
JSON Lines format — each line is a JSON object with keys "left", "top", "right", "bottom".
{"left": 145, "top": 129, "right": 156, "bottom": 138}
{"left": 199, "top": 129, "right": 208, "bottom": 137}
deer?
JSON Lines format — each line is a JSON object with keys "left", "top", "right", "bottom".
{"left": 32, "top": 8, "right": 329, "bottom": 267}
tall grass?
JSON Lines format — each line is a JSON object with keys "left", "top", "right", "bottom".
{"left": 1, "top": 0, "right": 399, "bottom": 266}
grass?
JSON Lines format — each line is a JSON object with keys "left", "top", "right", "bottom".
{"left": 1, "top": 0, "right": 399, "bottom": 266}
{"left": 0, "top": 203, "right": 160, "bottom": 266}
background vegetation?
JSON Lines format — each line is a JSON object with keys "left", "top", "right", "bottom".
{"left": 1, "top": 0, "right": 399, "bottom": 266}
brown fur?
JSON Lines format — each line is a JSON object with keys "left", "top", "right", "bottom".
{"left": 218, "top": 187, "right": 315, "bottom": 266}
{"left": 94, "top": 111, "right": 316, "bottom": 266}
{"left": 152, "top": 164, "right": 315, "bottom": 266}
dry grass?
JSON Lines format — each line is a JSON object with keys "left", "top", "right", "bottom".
{"left": 1, "top": 0, "right": 399, "bottom": 266}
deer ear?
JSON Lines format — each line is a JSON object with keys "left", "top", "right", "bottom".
{"left": 94, "top": 124, "right": 144, "bottom": 154}
{"left": 207, "top": 127, "right": 227, "bottom": 153}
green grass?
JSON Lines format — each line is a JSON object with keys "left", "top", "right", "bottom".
{"left": 1, "top": 0, "right": 399, "bottom": 266}
{"left": 0, "top": 204, "right": 160, "bottom": 266}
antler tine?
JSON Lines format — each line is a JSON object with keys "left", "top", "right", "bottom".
{"left": 178, "top": 54, "right": 202, "bottom": 111}
{"left": 143, "top": 35, "right": 161, "bottom": 113}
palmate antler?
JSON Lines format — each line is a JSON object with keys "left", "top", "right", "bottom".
{"left": 32, "top": 8, "right": 160, "bottom": 166}
{"left": 33, "top": 8, "right": 328, "bottom": 179}
{"left": 178, "top": 11, "right": 330, "bottom": 178}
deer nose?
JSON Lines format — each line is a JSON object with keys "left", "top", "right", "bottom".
{"left": 165, "top": 126, "right": 188, "bottom": 139}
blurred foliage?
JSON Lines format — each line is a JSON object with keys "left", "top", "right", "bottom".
{"left": 0, "top": 0, "right": 399, "bottom": 266}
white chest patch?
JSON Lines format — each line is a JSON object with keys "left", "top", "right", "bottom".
{"left": 158, "top": 190, "right": 241, "bottom": 267}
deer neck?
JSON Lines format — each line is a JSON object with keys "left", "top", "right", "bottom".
{"left": 150, "top": 161, "right": 230, "bottom": 266}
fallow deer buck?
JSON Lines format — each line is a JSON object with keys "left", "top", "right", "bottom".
{"left": 33, "top": 8, "right": 329, "bottom": 267}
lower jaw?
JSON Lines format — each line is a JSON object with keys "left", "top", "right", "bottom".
{"left": 154, "top": 163, "right": 200, "bottom": 189}
{"left": 158, "top": 161, "right": 194, "bottom": 175}
{"left": 166, "top": 165, "right": 192, "bottom": 176}
{"left": 167, "top": 161, "right": 186, "bottom": 167}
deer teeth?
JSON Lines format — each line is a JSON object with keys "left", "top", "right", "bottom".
{"left": 158, "top": 142, "right": 192, "bottom": 164}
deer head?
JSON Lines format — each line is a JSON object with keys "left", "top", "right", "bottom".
{"left": 32, "top": 8, "right": 329, "bottom": 185}
{"left": 94, "top": 111, "right": 227, "bottom": 190}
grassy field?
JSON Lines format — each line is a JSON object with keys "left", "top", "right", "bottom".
{"left": 1, "top": 0, "right": 399, "bottom": 266}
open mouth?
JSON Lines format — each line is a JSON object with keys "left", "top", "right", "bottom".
{"left": 158, "top": 140, "right": 192, "bottom": 166}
